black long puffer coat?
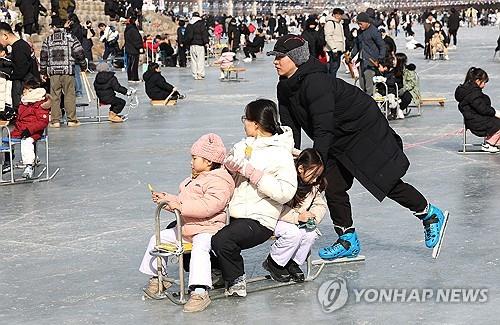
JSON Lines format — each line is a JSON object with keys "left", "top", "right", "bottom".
{"left": 301, "top": 27, "right": 324, "bottom": 59}
{"left": 455, "top": 81, "right": 500, "bottom": 137}
{"left": 142, "top": 70, "right": 174, "bottom": 100}
{"left": 277, "top": 57, "right": 409, "bottom": 201}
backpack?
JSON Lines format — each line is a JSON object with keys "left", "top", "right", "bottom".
{"left": 248, "top": 23, "right": 256, "bottom": 33}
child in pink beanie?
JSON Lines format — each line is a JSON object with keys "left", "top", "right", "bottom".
{"left": 139, "top": 133, "right": 235, "bottom": 313}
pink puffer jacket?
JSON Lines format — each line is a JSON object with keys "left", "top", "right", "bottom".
{"left": 175, "top": 168, "right": 235, "bottom": 240}
{"left": 215, "top": 52, "right": 236, "bottom": 69}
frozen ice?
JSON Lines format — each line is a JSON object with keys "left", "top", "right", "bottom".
{"left": 1, "top": 25, "right": 499, "bottom": 324}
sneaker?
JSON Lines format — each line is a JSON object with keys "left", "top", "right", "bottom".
{"left": 108, "top": 112, "right": 124, "bottom": 123}
{"left": 177, "top": 94, "right": 186, "bottom": 100}
{"left": 2, "top": 162, "right": 11, "bottom": 174}
{"left": 243, "top": 57, "right": 252, "bottom": 63}
{"left": 396, "top": 108, "right": 405, "bottom": 119}
{"left": 22, "top": 165, "right": 34, "bottom": 179}
{"left": 444, "top": 55, "right": 449, "bottom": 60}
{"left": 224, "top": 274, "right": 247, "bottom": 297}
{"left": 285, "top": 260, "right": 305, "bottom": 282}
{"left": 318, "top": 227, "right": 361, "bottom": 260}
{"left": 183, "top": 291, "right": 211, "bottom": 313}
{"left": 416, "top": 204, "right": 447, "bottom": 249}
{"left": 262, "top": 255, "right": 291, "bottom": 282}
{"left": 67, "top": 121, "right": 80, "bottom": 127}
{"left": 49, "top": 121, "right": 61, "bottom": 128}
{"left": 481, "top": 142, "right": 499, "bottom": 153}
{"left": 143, "top": 277, "right": 172, "bottom": 298}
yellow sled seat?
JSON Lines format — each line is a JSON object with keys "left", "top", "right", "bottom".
{"left": 156, "top": 241, "right": 192, "bottom": 254}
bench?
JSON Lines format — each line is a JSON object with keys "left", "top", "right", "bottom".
{"left": 222, "top": 67, "right": 247, "bottom": 81}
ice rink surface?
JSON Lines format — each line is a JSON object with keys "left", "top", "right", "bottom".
{"left": 1, "top": 25, "right": 499, "bottom": 324}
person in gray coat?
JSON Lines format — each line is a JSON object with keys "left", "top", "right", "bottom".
{"left": 351, "top": 12, "right": 386, "bottom": 95}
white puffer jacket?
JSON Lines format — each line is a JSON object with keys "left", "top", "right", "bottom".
{"left": 228, "top": 126, "right": 298, "bottom": 231}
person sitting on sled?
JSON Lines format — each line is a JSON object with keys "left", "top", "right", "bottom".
{"left": 139, "top": 133, "right": 234, "bottom": 312}
{"left": 264, "top": 148, "right": 327, "bottom": 283}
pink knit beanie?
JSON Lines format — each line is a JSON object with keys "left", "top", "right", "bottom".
{"left": 190, "top": 133, "right": 226, "bottom": 164}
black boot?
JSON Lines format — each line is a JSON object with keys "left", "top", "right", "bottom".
{"left": 285, "top": 260, "right": 304, "bottom": 282}
{"left": 211, "top": 268, "right": 225, "bottom": 289}
{"left": 262, "top": 255, "right": 291, "bottom": 283}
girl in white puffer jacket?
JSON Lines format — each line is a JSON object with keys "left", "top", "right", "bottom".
{"left": 211, "top": 99, "right": 297, "bottom": 298}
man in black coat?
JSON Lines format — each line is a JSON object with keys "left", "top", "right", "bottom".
{"left": 301, "top": 17, "right": 323, "bottom": 59}
{"left": 243, "top": 29, "right": 265, "bottom": 60}
{"left": 16, "top": 0, "right": 35, "bottom": 35}
{"left": 447, "top": 8, "right": 460, "bottom": 48}
{"left": 268, "top": 34, "right": 449, "bottom": 260}
{"left": 176, "top": 19, "right": 187, "bottom": 67}
{"left": 124, "top": 16, "right": 143, "bottom": 82}
{"left": 0, "top": 22, "right": 39, "bottom": 117}
{"left": 268, "top": 13, "right": 276, "bottom": 38}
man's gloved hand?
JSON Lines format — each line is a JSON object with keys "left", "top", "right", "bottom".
{"left": 126, "top": 89, "right": 136, "bottom": 96}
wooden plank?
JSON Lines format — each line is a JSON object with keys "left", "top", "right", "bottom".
{"left": 420, "top": 97, "right": 446, "bottom": 107}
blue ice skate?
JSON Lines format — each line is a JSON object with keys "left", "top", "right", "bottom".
{"left": 318, "top": 228, "right": 360, "bottom": 260}
{"left": 417, "top": 204, "right": 449, "bottom": 258}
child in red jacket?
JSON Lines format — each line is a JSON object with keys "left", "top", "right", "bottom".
{"left": 11, "top": 80, "right": 51, "bottom": 179}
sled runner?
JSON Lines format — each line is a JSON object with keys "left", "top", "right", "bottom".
{"left": 143, "top": 202, "right": 365, "bottom": 305}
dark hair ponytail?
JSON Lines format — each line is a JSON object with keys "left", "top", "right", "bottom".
{"left": 288, "top": 148, "right": 327, "bottom": 208}
{"left": 465, "top": 67, "right": 488, "bottom": 84}
{"left": 148, "top": 62, "right": 160, "bottom": 71}
{"left": 245, "top": 99, "right": 283, "bottom": 135}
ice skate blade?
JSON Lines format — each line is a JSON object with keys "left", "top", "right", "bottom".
{"left": 312, "top": 255, "right": 366, "bottom": 265}
{"left": 432, "top": 211, "right": 449, "bottom": 259}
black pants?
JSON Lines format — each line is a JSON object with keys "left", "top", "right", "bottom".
{"left": 178, "top": 45, "right": 187, "bottom": 67}
{"left": 126, "top": 54, "right": 139, "bottom": 81}
{"left": 107, "top": 97, "right": 126, "bottom": 114}
{"left": 324, "top": 159, "right": 428, "bottom": 228}
{"left": 11, "top": 80, "right": 23, "bottom": 114}
{"left": 211, "top": 218, "right": 273, "bottom": 283}
{"left": 103, "top": 42, "right": 118, "bottom": 60}
{"left": 400, "top": 91, "right": 412, "bottom": 111}
{"left": 243, "top": 46, "right": 257, "bottom": 58}
{"left": 449, "top": 29, "right": 457, "bottom": 46}
{"left": 150, "top": 90, "right": 180, "bottom": 101}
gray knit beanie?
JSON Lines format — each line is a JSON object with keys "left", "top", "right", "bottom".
{"left": 96, "top": 62, "right": 110, "bottom": 73}
{"left": 267, "top": 34, "right": 310, "bottom": 66}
